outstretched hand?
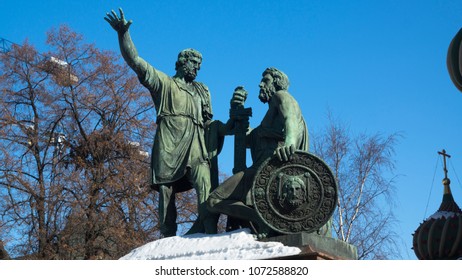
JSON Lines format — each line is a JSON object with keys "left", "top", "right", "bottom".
{"left": 104, "top": 8, "right": 132, "bottom": 33}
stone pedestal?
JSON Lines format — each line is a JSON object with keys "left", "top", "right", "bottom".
{"left": 264, "top": 233, "right": 357, "bottom": 260}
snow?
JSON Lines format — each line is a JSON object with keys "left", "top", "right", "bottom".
{"left": 427, "top": 211, "right": 461, "bottom": 220}
{"left": 50, "top": 56, "right": 68, "bottom": 66}
{"left": 120, "top": 228, "right": 301, "bottom": 260}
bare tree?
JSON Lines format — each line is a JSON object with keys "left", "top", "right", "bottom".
{"left": 312, "top": 113, "right": 402, "bottom": 259}
{"left": 0, "top": 26, "right": 167, "bottom": 259}
{"left": 0, "top": 38, "right": 59, "bottom": 258}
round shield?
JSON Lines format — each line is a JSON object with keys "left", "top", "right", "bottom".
{"left": 251, "top": 151, "right": 338, "bottom": 235}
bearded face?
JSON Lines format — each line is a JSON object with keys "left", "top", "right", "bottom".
{"left": 284, "top": 181, "right": 305, "bottom": 208}
{"left": 179, "top": 57, "right": 201, "bottom": 82}
{"left": 259, "top": 83, "right": 276, "bottom": 103}
{"left": 258, "top": 74, "right": 277, "bottom": 103}
{"left": 279, "top": 180, "right": 307, "bottom": 211}
{"left": 181, "top": 63, "right": 197, "bottom": 82}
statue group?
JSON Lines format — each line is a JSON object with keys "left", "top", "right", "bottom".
{"left": 105, "top": 8, "right": 337, "bottom": 239}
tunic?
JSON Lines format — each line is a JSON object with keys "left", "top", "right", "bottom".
{"left": 137, "top": 65, "right": 213, "bottom": 186}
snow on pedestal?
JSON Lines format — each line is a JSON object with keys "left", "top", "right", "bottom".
{"left": 120, "top": 229, "right": 301, "bottom": 260}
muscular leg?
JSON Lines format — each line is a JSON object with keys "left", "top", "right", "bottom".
{"left": 208, "top": 197, "right": 258, "bottom": 224}
{"left": 207, "top": 171, "right": 272, "bottom": 238}
{"left": 158, "top": 184, "right": 177, "bottom": 237}
{"left": 208, "top": 197, "right": 271, "bottom": 238}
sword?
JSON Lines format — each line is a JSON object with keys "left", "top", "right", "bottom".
{"left": 229, "top": 86, "right": 252, "bottom": 174}
{"left": 226, "top": 86, "right": 253, "bottom": 232}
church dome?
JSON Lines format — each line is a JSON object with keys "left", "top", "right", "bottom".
{"left": 412, "top": 151, "right": 462, "bottom": 260}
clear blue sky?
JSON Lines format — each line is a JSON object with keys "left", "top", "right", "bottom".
{"left": 3, "top": 0, "right": 462, "bottom": 259}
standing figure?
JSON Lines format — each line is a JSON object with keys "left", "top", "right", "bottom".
{"left": 105, "top": 8, "right": 225, "bottom": 237}
{"left": 207, "top": 67, "right": 308, "bottom": 238}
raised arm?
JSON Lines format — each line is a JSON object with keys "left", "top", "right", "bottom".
{"left": 104, "top": 8, "right": 148, "bottom": 76}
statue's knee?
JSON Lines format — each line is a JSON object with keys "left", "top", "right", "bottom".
{"left": 159, "top": 185, "right": 169, "bottom": 192}
{"left": 207, "top": 197, "right": 220, "bottom": 213}
{"left": 159, "top": 185, "right": 174, "bottom": 196}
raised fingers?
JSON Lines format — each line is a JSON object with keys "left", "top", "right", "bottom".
{"left": 119, "top": 8, "right": 125, "bottom": 20}
{"left": 104, "top": 11, "right": 115, "bottom": 22}
{"left": 111, "top": 9, "right": 119, "bottom": 20}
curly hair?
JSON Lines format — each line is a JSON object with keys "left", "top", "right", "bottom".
{"left": 263, "top": 67, "right": 290, "bottom": 91}
{"left": 175, "top": 48, "right": 202, "bottom": 70}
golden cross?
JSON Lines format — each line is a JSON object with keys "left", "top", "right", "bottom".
{"left": 438, "top": 149, "right": 451, "bottom": 179}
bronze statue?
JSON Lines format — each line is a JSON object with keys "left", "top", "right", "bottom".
{"left": 207, "top": 67, "right": 309, "bottom": 238}
{"left": 104, "top": 8, "right": 335, "bottom": 239}
{"left": 105, "top": 8, "right": 229, "bottom": 237}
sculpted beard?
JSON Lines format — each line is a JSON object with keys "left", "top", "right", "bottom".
{"left": 259, "top": 83, "right": 276, "bottom": 103}
{"left": 281, "top": 192, "right": 305, "bottom": 210}
{"left": 182, "top": 62, "right": 198, "bottom": 82}
{"left": 286, "top": 197, "right": 304, "bottom": 208}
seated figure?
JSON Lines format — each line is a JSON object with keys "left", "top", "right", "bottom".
{"left": 207, "top": 67, "right": 308, "bottom": 238}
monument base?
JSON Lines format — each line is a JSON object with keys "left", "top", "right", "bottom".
{"left": 263, "top": 233, "right": 358, "bottom": 260}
